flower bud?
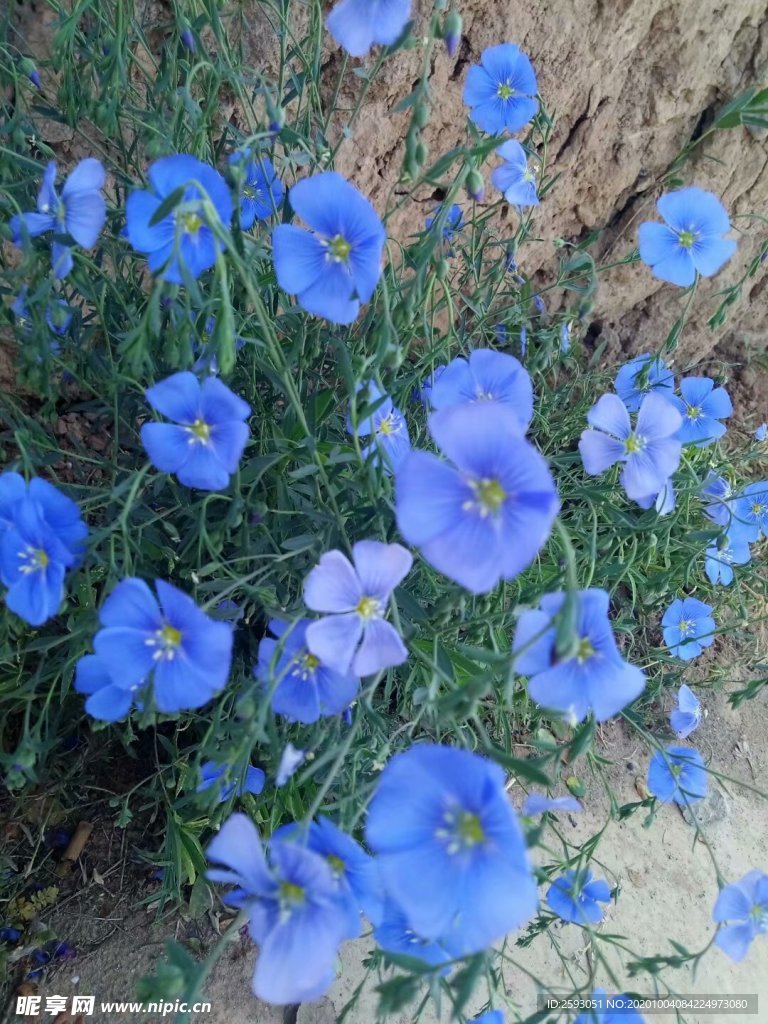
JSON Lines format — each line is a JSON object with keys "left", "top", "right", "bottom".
{"left": 466, "top": 169, "right": 485, "bottom": 202}
{"left": 20, "top": 58, "right": 41, "bottom": 88}
{"left": 443, "top": 11, "right": 462, "bottom": 57}
{"left": 179, "top": 23, "right": 196, "bottom": 52}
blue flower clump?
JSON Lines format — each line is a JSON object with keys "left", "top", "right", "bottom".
{"left": 4, "top": 13, "right": 766, "bottom": 1016}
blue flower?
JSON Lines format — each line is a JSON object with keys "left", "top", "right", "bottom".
{"left": 348, "top": 382, "right": 411, "bottom": 472}
{"left": 73, "top": 655, "right": 138, "bottom": 722}
{"left": 635, "top": 479, "right": 676, "bottom": 516}
{"left": 125, "top": 155, "right": 233, "bottom": 284}
{"left": 274, "top": 817, "right": 384, "bottom": 926}
{"left": 197, "top": 762, "right": 266, "bottom": 803}
{"left": 427, "top": 349, "right": 534, "bottom": 431}
{"left": 273, "top": 172, "right": 385, "bottom": 325}
{"left": 662, "top": 596, "right": 714, "bottom": 660}
{"left": 425, "top": 203, "right": 463, "bottom": 246}
{"left": 705, "top": 534, "right": 750, "bottom": 586}
{"left": 513, "top": 589, "right": 646, "bottom": 724}
{"left": 0, "top": 474, "right": 87, "bottom": 626}
{"left": 579, "top": 392, "right": 682, "bottom": 504}
{"left": 491, "top": 141, "right": 538, "bottom": 206}
{"left": 463, "top": 44, "right": 538, "bottom": 135}
{"left": 546, "top": 868, "right": 612, "bottom": 925}
{"left": 255, "top": 618, "right": 360, "bottom": 724}
{"left": 701, "top": 472, "right": 734, "bottom": 529}
{"left": 304, "top": 541, "right": 412, "bottom": 676}
{"left": 574, "top": 990, "right": 646, "bottom": 1023}
{"left": 276, "top": 743, "right": 305, "bottom": 787}
{"left": 669, "top": 377, "right": 732, "bottom": 447}
{"left": 755, "top": 423, "right": 767, "bottom": 442}
{"left": 473, "top": 1014, "right": 504, "bottom": 1024}
{"left": 228, "top": 151, "right": 284, "bottom": 229}
{"left": 0, "top": 473, "right": 87, "bottom": 556}
{"left": 45, "top": 299, "right": 73, "bottom": 336}
{"left": 374, "top": 899, "right": 450, "bottom": 970}
{"left": 730, "top": 481, "right": 768, "bottom": 543}
{"left": 1, "top": 498, "right": 76, "bottom": 626}
{"left": 88, "top": 577, "right": 233, "bottom": 714}
{"left": 647, "top": 745, "right": 707, "bottom": 805}
{"left": 141, "top": 371, "right": 251, "bottom": 491}
{"left": 519, "top": 326, "right": 527, "bottom": 356}
{"left": 206, "top": 814, "right": 359, "bottom": 1004}
{"left": 638, "top": 187, "right": 737, "bottom": 287}
{"left": 326, "top": 0, "right": 411, "bottom": 57}
{"left": 522, "top": 793, "right": 581, "bottom": 816}
{"left": 189, "top": 314, "right": 245, "bottom": 375}
{"left": 11, "top": 290, "right": 32, "bottom": 334}
{"left": 669, "top": 684, "right": 702, "bottom": 739}
{"left": 11, "top": 159, "right": 106, "bottom": 280}
{"left": 396, "top": 403, "right": 558, "bottom": 594}
{"left": 366, "top": 744, "right": 537, "bottom": 957}
{"left": 614, "top": 353, "right": 675, "bottom": 413}
{"left": 713, "top": 870, "right": 768, "bottom": 962}
{"left": 417, "top": 365, "right": 446, "bottom": 408}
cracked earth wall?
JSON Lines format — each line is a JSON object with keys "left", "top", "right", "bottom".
{"left": 308, "top": 0, "right": 768, "bottom": 363}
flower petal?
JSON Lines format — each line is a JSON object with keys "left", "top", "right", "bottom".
{"left": 352, "top": 618, "right": 408, "bottom": 675}
{"left": 304, "top": 550, "right": 362, "bottom": 612}
{"left": 352, "top": 540, "right": 412, "bottom": 601}
{"left": 145, "top": 371, "right": 201, "bottom": 423}
{"left": 306, "top": 613, "right": 363, "bottom": 674}
{"left": 586, "top": 393, "right": 631, "bottom": 440}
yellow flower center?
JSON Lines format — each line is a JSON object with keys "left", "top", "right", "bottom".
{"left": 20, "top": 547, "right": 49, "bottom": 574}
{"left": 378, "top": 414, "right": 396, "bottom": 436}
{"left": 678, "top": 619, "right": 693, "bottom": 637}
{"left": 624, "top": 433, "right": 644, "bottom": 454}
{"left": 456, "top": 811, "right": 485, "bottom": 846}
{"left": 575, "top": 637, "right": 595, "bottom": 663}
{"left": 327, "top": 855, "right": 346, "bottom": 876}
{"left": 180, "top": 210, "right": 203, "bottom": 235}
{"left": 497, "top": 82, "right": 514, "bottom": 100}
{"left": 160, "top": 624, "right": 182, "bottom": 647}
{"left": 678, "top": 229, "right": 696, "bottom": 249}
{"left": 751, "top": 502, "right": 766, "bottom": 518}
{"left": 187, "top": 418, "right": 212, "bottom": 444}
{"left": 470, "top": 477, "right": 507, "bottom": 516}
{"left": 687, "top": 405, "right": 702, "bottom": 421}
{"left": 279, "top": 882, "right": 305, "bottom": 907}
{"left": 243, "top": 184, "right": 260, "bottom": 199}
{"left": 147, "top": 623, "right": 183, "bottom": 661}
{"left": 437, "top": 808, "right": 487, "bottom": 853}
{"left": 356, "top": 595, "right": 381, "bottom": 619}
{"left": 328, "top": 234, "right": 351, "bottom": 262}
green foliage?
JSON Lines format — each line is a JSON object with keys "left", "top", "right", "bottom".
{"left": 1, "top": 0, "right": 767, "bottom": 1020}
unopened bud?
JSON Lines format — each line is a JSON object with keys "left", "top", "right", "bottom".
{"left": 268, "top": 106, "right": 285, "bottom": 134}
{"left": 443, "top": 11, "right": 462, "bottom": 57}
{"left": 179, "top": 23, "right": 196, "bottom": 52}
{"left": 466, "top": 169, "right": 485, "bottom": 202}
{"left": 21, "top": 58, "right": 41, "bottom": 88}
